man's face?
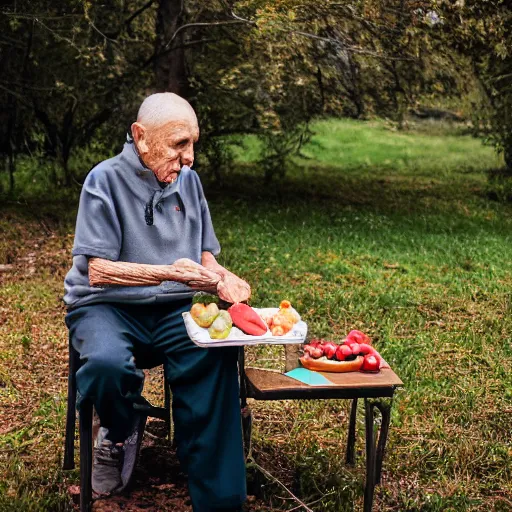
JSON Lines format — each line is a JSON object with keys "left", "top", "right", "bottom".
{"left": 133, "top": 119, "right": 199, "bottom": 184}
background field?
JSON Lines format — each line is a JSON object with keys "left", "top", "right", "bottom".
{"left": 1, "top": 119, "right": 511, "bottom": 511}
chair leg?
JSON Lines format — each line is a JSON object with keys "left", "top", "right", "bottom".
{"left": 164, "top": 367, "right": 172, "bottom": 440}
{"left": 79, "top": 400, "right": 93, "bottom": 512}
{"left": 346, "top": 398, "right": 358, "bottom": 465}
{"left": 238, "top": 347, "right": 252, "bottom": 459}
{"left": 63, "top": 343, "right": 80, "bottom": 470}
{"left": 241, "top": 406, "right": 252, "bottom": 460}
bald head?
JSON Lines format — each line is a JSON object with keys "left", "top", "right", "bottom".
{"left": 131, "top": 93, "right": 199, "bottom": 185}
{"left": 136, "top": 92, "right": 197, "bottom": 129}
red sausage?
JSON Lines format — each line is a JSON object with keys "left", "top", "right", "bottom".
{"left": 228, "top": 303, "right": 268, "bottom": 336}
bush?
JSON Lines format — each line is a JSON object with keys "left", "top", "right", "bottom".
{"left": 486, "top": 168, "right": 512, "bottom": 202}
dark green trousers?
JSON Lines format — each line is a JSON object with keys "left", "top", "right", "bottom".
{"left": 66, "top": 300, "right": 246, "bottom": 512}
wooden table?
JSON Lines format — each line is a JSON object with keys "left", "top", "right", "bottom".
{"left": 238, "top": 349, "right": 403, "bottom": 512}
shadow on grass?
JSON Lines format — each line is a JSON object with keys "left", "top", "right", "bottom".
{"left": 1, "top": 160, "right": 506, "bottom": 225}
{"left": 206, "top": 162, "right": 489, "bottom": 211}
{"left": 203, "top": 163, "right": 512, "bottom": 242}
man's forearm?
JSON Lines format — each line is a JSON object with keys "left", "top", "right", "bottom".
{"left": 201, "top": 251, "right": 230, "bottom": 277}
{"left": 89, "top": 257, "right": 221, "bottom": 290}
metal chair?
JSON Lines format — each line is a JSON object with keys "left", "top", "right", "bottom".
{"left": 62, "top": 340, "right": 172, "bottom": 512}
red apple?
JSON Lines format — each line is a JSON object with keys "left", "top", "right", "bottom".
{"left": 311, "top": 347, "right": 324, "bottom": 359}
{"left": 361, "top": 354, "right": 380, "bottom": 372}
{"left": 303, "top": 345, "right": 315, "bottom": 357}
{"left": 323, "top": 342, "right": 338, "bottom": 360}
{"left": 347, "top": 342, "right": 361, "bottom": 355}
{"left": 335, "top": 344, "right": 353, "bottom": 361}
{"left": 358, "top": 343, "right": 376, "bottom": 356}
{"left": 346, "top": 330, "right": 371, "bottom": 345}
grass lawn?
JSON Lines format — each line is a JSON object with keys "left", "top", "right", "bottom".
{"left": 1, "top": 118, "right": 511, "bottom": 511}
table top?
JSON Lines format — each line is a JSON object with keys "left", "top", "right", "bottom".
{"left": 244, "top": 367, "right": 403, "bottom": 400}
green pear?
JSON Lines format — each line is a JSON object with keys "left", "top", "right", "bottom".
{"left": 208, "top": 310, "right": 233, "bottom": 339}
{"left": 191, "top": 302, "right": 219, "bottom": 328}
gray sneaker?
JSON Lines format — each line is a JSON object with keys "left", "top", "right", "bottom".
{"left": 92, "top": 428, "right": 124, "bottom": 497}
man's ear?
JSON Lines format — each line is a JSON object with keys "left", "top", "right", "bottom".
{"left": 131, "top": 122, "right": 149, "bottom": 154}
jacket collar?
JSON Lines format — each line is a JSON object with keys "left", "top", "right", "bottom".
{"left": 120, "top": 141, "right": 184, "bottom": 198}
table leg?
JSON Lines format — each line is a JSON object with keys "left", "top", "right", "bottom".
{"left": 374, "top": 399, "right": 392, "bottom": 485}
{"left": 364, "top": 398, "right": 393, "bottom": 512}
{"left": 346, "top": 398, "right": 358, "bottom": 465}
{"left": 364, "top": 399, "right": 376, "bottom": 512}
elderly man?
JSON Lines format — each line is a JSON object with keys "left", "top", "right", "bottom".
{"left": 64, "top": 93, "right": 249, "bottom": 512}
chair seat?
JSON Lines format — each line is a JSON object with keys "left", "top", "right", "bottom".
{"left": 244, "top": 367, "right": 403, "bottom": 400}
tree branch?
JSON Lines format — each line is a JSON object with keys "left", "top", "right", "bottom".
{"left": 1, "top": 12, "right": 82, "bottom": 20}
{"left": 0, "top": 80, "right": 56, "bottom": 92}
{"left": 142, "top": 38, "right": 219, "bottom": 69}
{"left": 83, "top": 1, "right": 156, "bottom": 43}
{"left": 165, "top": 19, "right": 252, "bottom": 49}
{"left": 33, "top": 18, "right": 81, "bottom": 52}
{"left": 125, "top": 0, "right": 155, "bottom": 32}
{"left": 87, "top": 20, "right": 118, "bottom": 43}
{"left": 230, "top": 10, "right": 416, "bottom": 61}
{"left": 0, "top": 84, "right": 31, "bottom": 106}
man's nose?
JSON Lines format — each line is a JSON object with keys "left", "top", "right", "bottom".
{"left": 181, "top": 145, "right": 194, "bottom": 166}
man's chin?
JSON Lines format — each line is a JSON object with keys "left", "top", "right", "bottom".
{"left": 157, "top": 170, "right": 180, "bottom": 183}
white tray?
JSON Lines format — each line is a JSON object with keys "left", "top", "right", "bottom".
{"left": 182, "top": 307, "right": 307, "bottom": 347}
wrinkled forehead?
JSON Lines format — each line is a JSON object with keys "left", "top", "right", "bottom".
{"left": 146, "top": 119, "right": 200, "bottom": 142}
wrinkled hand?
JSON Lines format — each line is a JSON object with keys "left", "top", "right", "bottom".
{"left": 217, "top": 272, "right": 251, "bottom": 304}
{"left": 171, "top": 258, "right": 222, "bottom": 290}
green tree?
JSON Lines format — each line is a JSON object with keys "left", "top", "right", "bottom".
{"left": 438, "top": 1, "right": 512, "bottom": 171}
{"left": 2, "top": 0, "right": 479, "bottom": 190}
{"left": 1, "top": 0, "right": 156, "bottom": 188}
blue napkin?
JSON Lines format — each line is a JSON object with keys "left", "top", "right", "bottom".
{"left": 285, "top": 367, "right": 334, "bottom": 386}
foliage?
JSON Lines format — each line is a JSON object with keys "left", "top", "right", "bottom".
{"left": 1, "top": 0, "right": 484, "bottom": 191}
{"left": 486, "top": 169, "right": 512, "bottom": 203}
{"left": 0, "top": 0, "right": 156, "bottom": 189}
{"left": 437, "top": 1, "right": 512, "bottom": 171}
{"left": 187, "top": 0, "right": 465, "bottom": 175}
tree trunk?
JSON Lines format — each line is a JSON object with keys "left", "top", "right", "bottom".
{"left": 62, "top": 152, "right": 71, "bottom": 187}
{"left": 348, "top": 58, "right": 365, "bottom": 119}
{"left": 8, "top": 152, "right": 15, "bottom": 195}
{"left": 7, "top": 108, "right": 15, "bottom": 194}
{"left": 154, "top": 0, "right": 189, "bottom": 96}
{"left": 504, "top": 145, "right": 512, "bottom": 173}
{"left": 315, "top": 66, "right": 325, "bottom": 112}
